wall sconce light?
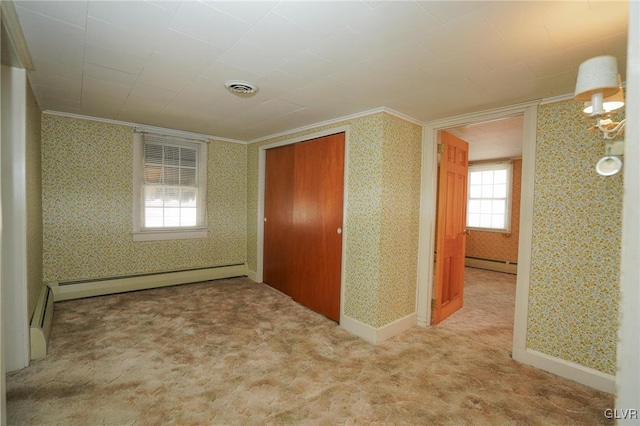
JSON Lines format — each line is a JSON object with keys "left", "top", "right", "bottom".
{"left": 574, "top": 55, "right": 626, "bottom": 176}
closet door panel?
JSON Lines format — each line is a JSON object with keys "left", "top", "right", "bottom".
{"left": 263, "top": 144, "right": 295, "bottom": 295}
{"left": 291, "top": 133, "right": 345, "bottom": 321}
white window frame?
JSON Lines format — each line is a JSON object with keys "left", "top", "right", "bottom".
{"left": 466, "top": 161, "right": 513, "bottom": 233}
{"left": 133, "top": 132, "right": 208, "bottom": 241}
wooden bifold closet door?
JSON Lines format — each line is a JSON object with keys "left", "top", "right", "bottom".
{"left": 263, "top": 133, "right": 345, "bottom": 321}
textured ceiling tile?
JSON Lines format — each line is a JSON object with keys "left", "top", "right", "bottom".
{"left": 84, "top": 44, "right": 147, "bottom": 76}
{"left": 238, "top": 12, "right": 319, "bottom": 62}
{"left": 415, "top": 11, "right": 503, "bottom": 59}
{"left": 39, "top": 95, "right": 81, "bottom": 111}
{"left": 87, "top": 1, "right": 173, "bottom": 38}
{"left": 474, "top": 27, "right": 556, "bottom": 70}
{"left": 80, "top": 90, "right": 127, "bottom": 114}
{"left": 544, "top": 3, "right": 629, "bottom": 50}
{"left": 16, "top": 0, "right": 630, "bottom": 140}
{"left": 417, "top": 1, "right": 486, "bottom": 25}
{"left": 86, "top": 17, "right": 156, "bottom": 58}
{"left": 16, "top": 6, "right": 86, "bottom": 45}
{"left": 137, "top": 52, "right": 205, "bottom": 91}
{"left": 30, "top": 58, "right": 82, "bottom": 80}
{"left": 204, "top": 1, "right": 277, "bottom": 26}
{"left": 277, "top": 51, "right": 337, "bottom": 83}
{"left": 225, "top": 98, "right": 306, "bottom": 126}
{"left": 306, "top": 27, "right": 380, "bottom": 67}
{"left": 273, "top": 1, "right": 371, "bottom": 38}
{"left": 147, "top": 1, "right": 181, "bottom": 14}
{"left": 26, "top": 38, "right": 84, "bottom": 70}
{"left": 15, "top": 1, "right": 88, "bottom": 29}
{"left": 419, "top": 54, "right": 493, "bottom": 81}
{"left": 155, "top": 29, "right": 224, "bottom": 69}
{"left": 253, "top": 70, "right": 307, "bottom": 102}
{"left": 279, "top": 77, "right": 350, "bottom": 107}
{"left": 512, "top": 71, "right": 577, "bottom": 98}
{"left": 168, "top": 1, "right": 251, "bottom": 49}
{"left": 129, "top": 81, "right": 179, "bottom": 104}
{"left": 525, "top": 40, "right": 604, "bottom": 79}
{"left": 82, "top": 76, "right": 132, "bottom": 99}
{"left": 217, "top": 41, "right": 285, "bottom": 78}
{"left": 348, "top": 1, "right": 440, "bottom": 44}
{"left": 35, "top": 83, "right": 81, "bottom": 103}
{"left": 601, "top": 32, "right": 629, "bottom": 60}
{"left": 82, "top": 63, "right": 138, "bottom": 87}
{"left": 199, "top": 60, "right": 262, "bottom": 85}
{"left": 118, "top": 95, "right": 165, "bottom": 123}
{"left": 469, "top": 62, "right": 538, "bottom": 90}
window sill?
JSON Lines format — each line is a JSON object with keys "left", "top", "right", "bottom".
{"left": 133, "top": 229, "right": 208, "bottom": 242}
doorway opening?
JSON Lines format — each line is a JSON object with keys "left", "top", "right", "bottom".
{"left": 433, "top": 116, "right": 524, "bottom": 351}
{"left": 416, "top": 102, "right": 538, "bottom": 360}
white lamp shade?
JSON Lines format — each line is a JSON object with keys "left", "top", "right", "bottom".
{"left": 574, "top": 56, "right": 619, "bottom": 101}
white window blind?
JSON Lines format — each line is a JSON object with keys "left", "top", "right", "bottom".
{"left": 133, "top": 132, "right": 207, "bottom": 240}
{"left": 466, "top": 162, "right": 512, "bottom": 232}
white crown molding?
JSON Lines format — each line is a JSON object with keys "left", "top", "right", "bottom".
{"left": 540, "top": 80, "right": 627, "bottom": 106}
{"left": 1, "top": 0, "right": 34, "bottom": 70}
{"left": 539, "top": 93, "right": 574, "bottom": 105}
{"left": 41, "top": 110, "right": 247, "bottom": 145}
{"left": 381, "top": 107, "right": 425, "bottom": 126}
{"left": 248, "top": 106, "right": 424, "bottom": 145}
{"left": 424, "top": 99, "right": 542, "bottom": 129}
{"left": 45, "top": 91, "right": 599, "bottom": 147}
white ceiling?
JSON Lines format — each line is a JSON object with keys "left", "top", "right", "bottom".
{"left": 447, "top": 115, "right": 523, "bottom": 162}
{"left": 12, "top": 0, "right": 629, "bottom": 143}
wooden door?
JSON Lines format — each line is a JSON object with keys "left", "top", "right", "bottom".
{"left": 263, "top": 133, "right": 345, "bottom": 322}
{"left": 290, "top": 133, "right": 345, "bottom": 321}
{"left": 263, "top": 144, "right": 295, "bottom": 295}
{"left": 433, "top": 131, "right": 469, "bottom": 324}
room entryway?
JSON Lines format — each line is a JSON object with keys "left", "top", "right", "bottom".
{"left": 427, "top": 113, "right": 525, "bottom": 349}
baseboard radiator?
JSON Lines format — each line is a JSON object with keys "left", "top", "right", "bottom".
{"left": 49, "top": 263, "right": 248, "bottom": 302}
{"left": 465, "top": 256, "right": 517, "bottom": 275}
{"left": 30, "top": 284, "right": 54, "bottom": 360}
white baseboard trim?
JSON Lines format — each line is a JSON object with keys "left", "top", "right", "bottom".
{"left": 341, "top": 315, "right": 378, "bottom": 343}
{"left": 513, "top": 347, "right": 615, "bottom": 394}
{"left": 30, "top": 284, "right": 54, "bottom": 360}
{"left": 50, "top": 264, "right": 249, "bottom": 301}
{"left": 341, "top": 312, "right": 417, "bottom": 344}
{"left": 247, "top": 270, "right": 258, "bottom": 282}
{"left": 465, "top": 257, "right": 517, "bottom": 274}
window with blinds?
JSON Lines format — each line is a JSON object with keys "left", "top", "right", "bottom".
{"left": 133, "top": 132, "right": 207, "bottom": 240}
{"left": 466, "top": 162, "right": 512, "bottom": 232}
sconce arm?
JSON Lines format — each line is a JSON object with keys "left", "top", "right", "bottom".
{"left": 597, "top": 117, "right": 627, "bottom": 140}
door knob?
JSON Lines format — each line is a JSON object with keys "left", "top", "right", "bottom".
{"left": 337, "top": 228, "right": 342, "bottom": 234}
{"left": 463, "top": 229, "right": 471, "bottom": 235}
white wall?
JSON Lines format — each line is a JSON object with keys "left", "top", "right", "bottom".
{"left": 617, "top": 1, "right": 640, "bottom": 422}
{"left": 0, "top": 47, "right": 6, "bottom": 426}
{"left": 1, "top": 64, "right": 30, "bottom": 374}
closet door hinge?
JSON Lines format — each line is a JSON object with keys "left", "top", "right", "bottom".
{"left": 437, "top": 143, "right": 444, "bottom": 154}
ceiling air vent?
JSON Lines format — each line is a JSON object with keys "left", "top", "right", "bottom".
{"left": 224, "top": 80, "right": 259, "bottom": 96}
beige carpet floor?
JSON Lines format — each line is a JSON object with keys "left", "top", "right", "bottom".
{"left": 7, "top": 268, "right": 613, "bottom": 425}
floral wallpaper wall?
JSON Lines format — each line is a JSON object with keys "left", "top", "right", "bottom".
{"left": 247, "top": 112, "right": 422, "bottom": 328}
{"left": 26, "top": 81, "right": 43, "bottom": 317}
{"left": 41, "top": 114, "right": 247, "bottom": 283}
{"left": 378, "top": 115, "right": 423, "bottom": 326}
{"left": 527, "top": 100, "right": 622, "bottom": 375}
{"left": 465, "top": 159, "right": 522, "bottom": 263}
